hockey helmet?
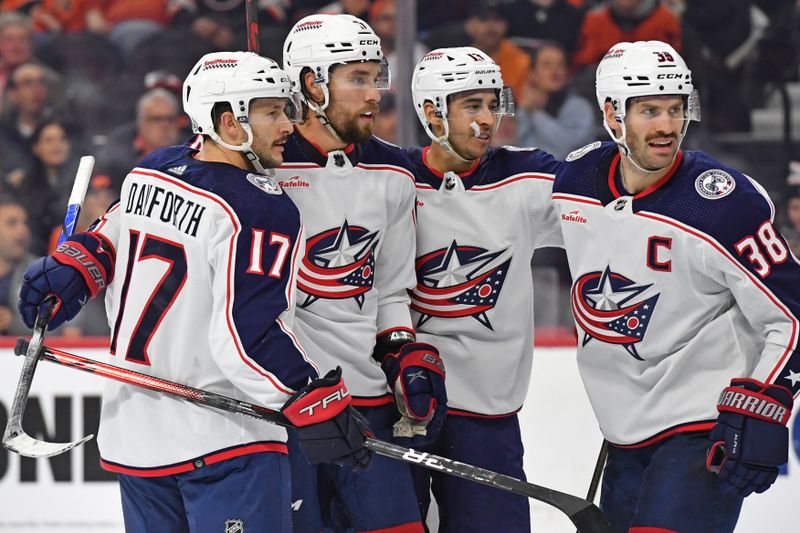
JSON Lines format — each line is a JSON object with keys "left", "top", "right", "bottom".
{"left": 183, "top": 51, "right": 301, "bottom": 173}
{"left": 595, "top": 41, "right": 700, "bottom": 161}
{"left": 283, "top": 14, "right": 389, "bottom": 110}
{"left": 412, "top": 47, "right": 514, "bottom": 159}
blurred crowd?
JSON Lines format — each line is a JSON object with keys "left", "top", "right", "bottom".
{"left": 0, "top": 0, "right": 797, "bottom": 336}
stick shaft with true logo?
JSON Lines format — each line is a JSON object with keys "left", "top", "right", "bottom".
{"left": 9, "top": 343, "right": 612, "bottom": 533}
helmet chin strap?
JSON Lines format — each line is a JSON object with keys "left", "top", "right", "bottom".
{"left": 433, "top": 118, "right": 479, "bottom": 164}
{"left": 209, "top": 124, "right": 273, "bottom": 176}
{"left": 605, "top": 117, "right": 684, "bottom": 177}
{"left": 306, "top": 84, "right": 345, "bottom": 143}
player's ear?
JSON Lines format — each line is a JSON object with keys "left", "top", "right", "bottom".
{"left": 302, "top": 69, "right": 325, "bottom": 106}
{"left": 424, "top": 101, "right": 444, "bottom": 137}
{"left": 603, "top": 100, "right": 620, "bottom": 136}
{"left": 217, "top": 110, "right": 246, "bottom": 143}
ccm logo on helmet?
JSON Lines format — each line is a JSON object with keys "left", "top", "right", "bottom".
{"left": 299, "top": 387, "right": 351, "bottom": 417}
{"left": 657, "top": 73, "right": 683, "bottom": 79}
{"left": 360, "top": 39, "right": 379, "bottom": 46}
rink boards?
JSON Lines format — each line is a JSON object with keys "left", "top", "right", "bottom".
{"left": 0, "top": 344, "right": 798, "bottom": 532}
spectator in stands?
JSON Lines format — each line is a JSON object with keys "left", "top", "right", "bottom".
{"left": 0, "top": 13, "right": 33, "bottom": 109}
{"left": 505, "top": 0, "right": 586, "bottom": 55}
{"left": 56, "top": 174, "right": 114, "bottom": 337}
{"left": 319, "top": 0, "right": 372, "bottom": 18}
{"left": 0, "top": 61, "right": 63, "bottom": 180}
{"left": 374, "top": 90, "right": 398, "bottom": 143}
{"left": 464, "top": 0, "right": 531, "bottom": 99}
{"left": 24, "top": 0, "right": 90, "bottom": 36}
{"left": 515, "top": 42, "right": 594, "bottom": 158}
{"left": 4, "top": 120, "right": 77, "bottom": 254}
{"left": 84, "top": 0, "right": 169, "bottom": 57}
{"left": 95, "top": 87, "right": 181, "bottom": 192}
{"left": 780, "top": 188, "right": 800, "bottom": 257}
{"left": 2, "top": 62, "right": 58, "bottom": 138}
{"left": 0, "top": 195, "right": 34, "bottom": 335}
{"left": 368, "top": 0, "right": 428, "bottom": 86}
{"left": 680, "top": 0, "right": 767, "bottom": 132}
{"left": 171, "top": 0, "right": 239, "bottom": 51}
{"left": 572, "top": 0, "right": 681, "bottom": 69}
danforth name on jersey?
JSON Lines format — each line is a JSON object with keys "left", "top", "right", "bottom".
{"left": 554, "top": 141, "right": 800, "bottom": 446}
{"left": 93, "top": 144, "right": 317, "bottom": 474}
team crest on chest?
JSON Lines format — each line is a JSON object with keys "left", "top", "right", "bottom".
{"left": 572, "top": 266, "right": 660, "bottom": 360}
{"left": 298, "top": 221, "right": 379, "bottom": 308}
{"left": 246, "top": 173, "right": 282, "bottom": 195}
{"left": 411, "top": 241, "right": 512, "bottom": 330}
{"left": 695, "top": 169, "right": 735, "bottom": 199}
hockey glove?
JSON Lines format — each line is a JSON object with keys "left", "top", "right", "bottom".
{"left": 18, "top": 233, "right": 114, "bottom": 330}
{"left": 282, "top": 367, "right": 372, "bottom": 472}
{"left": 381, "top": 342, "right": 447, "bottom": 446}
{"left": 707, "top": 378, "right": 794, "bottom": 497}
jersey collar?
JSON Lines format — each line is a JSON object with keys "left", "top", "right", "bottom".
{"left": 290, "top": 126, "right": 358, "bottom": 167}
{"left": 607, "top": 150, "right": 684, "bottom": 200}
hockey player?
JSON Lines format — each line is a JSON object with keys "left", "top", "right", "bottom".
{"left": 276, "top": 14, "right": 447, "bottom": 533}
{"left": 405, "top": 47, "right": 562, "bottom": 532}
{"left": 553, "top": 40, "right": 800, "bottom": 532}
{"left": 17, "top": 51, "right": 372, "bottom": 533}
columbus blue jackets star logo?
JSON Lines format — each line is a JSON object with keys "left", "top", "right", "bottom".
{"left": 298, "top": 221, "right": 378, "bottom": 308}
{"left": 571, "top": 266, "right": 660, "bottom": 360}
{"left": 411, "top": 241, "right": 512, "bottom": 330}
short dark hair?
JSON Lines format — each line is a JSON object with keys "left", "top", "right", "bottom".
{"left": 0, "top": 193, "right": 26, "bottom": 212}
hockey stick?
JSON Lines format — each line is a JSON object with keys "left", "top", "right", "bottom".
{"left": 2, "top": 156, "right": 95, "bottom": 458}
{"left": 586, "top": 440, "right": 608, "bottom": 503}
{"left": 245, "top": 0, "right": 260, "bottom": 54}
{"left": 576, "top": 439, "right": 609, "bottom": 533}
{"left": 12, "top": 344, "right": 612, "bottom": 533}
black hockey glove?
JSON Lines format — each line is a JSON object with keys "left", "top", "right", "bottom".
{"left": 282, "top": 367, "right": 372, "bottom": 472}
{"left": 707, "top": 378, "right": 794, "bottom": 497}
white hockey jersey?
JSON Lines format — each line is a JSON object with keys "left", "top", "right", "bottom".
{"left": 406, "top": 146, "right": 562, "bottom": 416}
{"left": 272, "top": 131, "right": 417, "bottom": 404}
{"left": 92, "top": 144, "right": 317, "bottom": 475}
{"left": 554, "top": 142, "right": 800, "bottom": 446}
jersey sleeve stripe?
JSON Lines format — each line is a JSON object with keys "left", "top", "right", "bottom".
{"left": 128, "top": 168, "right": 298, "bottom": 396}
{"left": 355, "top": 163, "right": 416, "bottom": 184}
{"left": 636, "top": 209, "right": 800, "bottom": 387}
{"left": 470, "top": 172, "right": 555, "bottom": 192}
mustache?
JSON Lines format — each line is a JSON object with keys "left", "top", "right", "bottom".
{"left": 645, "top": 134, "right": 678, "bottom": 142}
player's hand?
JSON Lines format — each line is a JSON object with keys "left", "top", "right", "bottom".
{"left": 18, "top": 233, "right": 113, "bottom": 331}
{"left": 282, "top": 367, "right": 372, "bottom": 472}
{"left": 381, "top": 342, "right": 447, "bottom": 446}
{"left": 707, "top": 378, "right": 794, "bottom": 497}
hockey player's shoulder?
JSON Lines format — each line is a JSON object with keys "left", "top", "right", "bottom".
{"left": 684, "top": 151, "right": 762, "bottom": 206}
{"left": 489, "top": 144, "right": 561, "bottom": 175}
{"left": 360, "top": 136, "right": 416, "bottom": 185}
